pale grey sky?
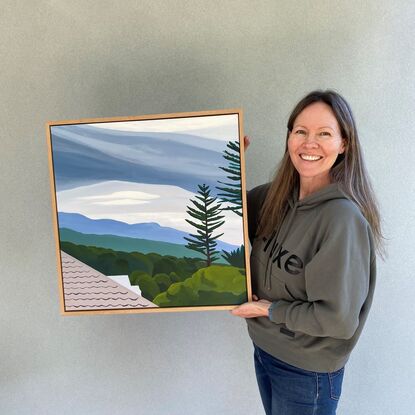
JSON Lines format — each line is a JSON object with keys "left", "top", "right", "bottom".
{"left": 91, "top": 113, "right": 239, "bottom": 141}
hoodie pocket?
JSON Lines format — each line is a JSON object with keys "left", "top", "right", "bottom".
{"left": 269, "top": 264, "right": 307, "bottom": 301}
{"left": 273, "top": 277, "right": 297, "bottom": 302}
{"left": 283, "top": 283, "right": 296, "bottom": 300}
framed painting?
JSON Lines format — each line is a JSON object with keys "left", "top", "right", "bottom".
{"left": 46, "top": 109, "right": 251, "bottom": 315}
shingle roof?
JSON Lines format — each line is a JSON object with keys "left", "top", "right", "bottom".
{"left": 60, "top": 251, "right": 157, "bottom": 311}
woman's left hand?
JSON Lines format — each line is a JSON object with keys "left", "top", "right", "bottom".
{"left": 231, "top": 295, "right": 272, "bottom": 318}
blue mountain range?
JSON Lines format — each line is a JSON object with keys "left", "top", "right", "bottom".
{"left": 58, "top": 212, "right": 239, "bottom": 253}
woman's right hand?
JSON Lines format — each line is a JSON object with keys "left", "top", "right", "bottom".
{"left": 244, "top": 136, "right": 251, "bottom": 151}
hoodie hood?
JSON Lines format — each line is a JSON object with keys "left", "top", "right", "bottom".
{"left": 288, "top": 182, "right": 348, "bottom": 210}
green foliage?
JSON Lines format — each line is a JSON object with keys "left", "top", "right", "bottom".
{"left": 184, "top": 184, "right": 225, "bottom": 266}
{"left": 153, "top": 256, "right": 177, "bottom": 275}
{"left": 154, "top": 283, "right": 199, "bottom": 307}
{"left": 169, "top": 272, "right": 181, "bottom": 283}
{"left": 60, "top": 242, "right": 211, "bottom": 303}
{"left": 152, "top": 265, "right": 247, "bottom": 307}
{"left": 216, "top": 140, "right": 242, "bottom": 216}
{"left": 115, "top": 258, "right": 130, "bottom": 274}
{"left": 198, "top": 290, "right": 246, "bottom": 304}
{"left": 61, "top": 241, "right": 248, "bottom": 307}
{"left": 154, "top": 273, "right": 171, "bottom": 292}
{"left": 60, "top": 242, "right": 205, "bottom": 281}
{"left": 136, "top": 274, "right": 160, "bottom": 301}
{"left": 145, "top": 252, "right": 162, "bottom": 264}
{"left": 97, "top": 252, "right": 118, "bottom": 275}
{"left": 130, "top": 252, "right": 153, "bottom": 274}
{"left": 129, "top": 270, "right": 150, "bottom": 286}
{"left": 175, "top": 258, "right": 205, "bottom": 278}
{"left": 221, "top": 245, "right": 245, "bottom": 268}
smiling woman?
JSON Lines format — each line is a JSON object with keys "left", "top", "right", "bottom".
{"left": 231, "top": 90, "right": 385, "bottom": 415}
{"left": 287, "top": 101, "right": 346, "bottom": 200}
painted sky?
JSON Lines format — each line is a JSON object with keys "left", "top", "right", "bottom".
{"left": 92, "top": 114, "right": 239, "bottom": 141}
{"left": 51, "top": 116, "right": 239, "bottom": 193}
{"left": 51, "top": 113, "right": 244, "bottom": 246}
{"left": 57, "top": 180, "right": 244, "bottom": 246}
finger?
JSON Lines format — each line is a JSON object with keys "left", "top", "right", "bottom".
{"left": 252, "top": 294, "right": 258, "bottom": 301}
{"left": 231, "top": 309, "right": 242, "bottom": 317}
{"left": 244, "top": 136, "right": 251, "bottom": 149}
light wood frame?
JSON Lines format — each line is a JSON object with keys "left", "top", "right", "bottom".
{"left": 46, "top": 109, "right": 251, "bottom": 315}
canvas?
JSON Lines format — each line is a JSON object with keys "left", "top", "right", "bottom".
{"left": 46, "top": 109, "right": 251, "bottom": 315}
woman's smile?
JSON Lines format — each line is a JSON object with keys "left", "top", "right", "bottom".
{"left": 299, "top": 153, "right": 323, "bottom": 161}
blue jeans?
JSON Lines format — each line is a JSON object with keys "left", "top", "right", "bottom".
{"left": 253, "top": 344, "right": 345, "bottom": 415}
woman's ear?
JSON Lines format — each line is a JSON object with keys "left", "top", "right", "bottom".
{"left": 339, "top": 138, "right": 347, "bottom": 154}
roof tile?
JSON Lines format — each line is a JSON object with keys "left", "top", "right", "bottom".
{"left": 61, "top": 251, "right": 157, "bottom": 311}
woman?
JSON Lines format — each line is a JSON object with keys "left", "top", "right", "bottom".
{"left": 232, "top": 90, "right": 384, "bottom": 415}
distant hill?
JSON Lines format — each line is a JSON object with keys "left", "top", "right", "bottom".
{"left": 59, "top": 228, "right": 229, "bottom": 262}
{"left": 58, "top": 212, "right": 238, "bottom": 252}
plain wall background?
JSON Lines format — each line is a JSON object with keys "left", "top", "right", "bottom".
{"left": 2, "top": 1, "right": 414, "bottom": 414}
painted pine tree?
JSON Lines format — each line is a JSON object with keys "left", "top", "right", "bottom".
{"left": 216, "top": 140, "right": 242, "bottom": 217}
{"left": 184, "top": 184, "right": 225, "bottom": 267}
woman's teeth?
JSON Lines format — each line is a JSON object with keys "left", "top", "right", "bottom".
{"left": 300, "top": 154, "right": 322, "bottom": 161}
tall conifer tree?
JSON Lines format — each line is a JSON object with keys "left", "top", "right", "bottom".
{"left": 184, "top": 184, "right": 225, "bottom": 266}
{"left": 216, "top": 140, "right": 242, "bottom": 217}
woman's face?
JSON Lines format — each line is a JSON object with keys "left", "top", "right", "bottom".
{"left": 288, "top": 102, "right": 346, "bottom": 185}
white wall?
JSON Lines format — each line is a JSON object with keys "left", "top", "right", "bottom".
{"left": 1, "top": 1, "right": 414, "bottom": 413}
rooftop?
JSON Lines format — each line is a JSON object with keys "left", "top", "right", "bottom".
{"left": 60, "top": 251, "right": 157, "bottom": 311}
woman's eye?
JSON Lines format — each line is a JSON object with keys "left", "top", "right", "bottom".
{"left": 295, "top": 130, "right": 306, "bottom": 135}
{"left": 320, "top": 131, "right": 331, "bottom": 136}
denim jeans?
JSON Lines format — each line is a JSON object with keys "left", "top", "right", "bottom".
{"left": 253, "top": 344, "right": 345, "bottom": 415}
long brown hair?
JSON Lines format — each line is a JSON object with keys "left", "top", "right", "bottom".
{"left": 257, "top": 89, "right": 386, "bottom": 259}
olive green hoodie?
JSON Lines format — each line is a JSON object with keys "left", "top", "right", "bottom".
{"left": 246, "top": 182, "right": 376, "bottom": 372}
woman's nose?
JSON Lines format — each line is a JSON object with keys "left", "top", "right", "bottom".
{"left": 303, "top": 133, "right": 319, "bottom": 146}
